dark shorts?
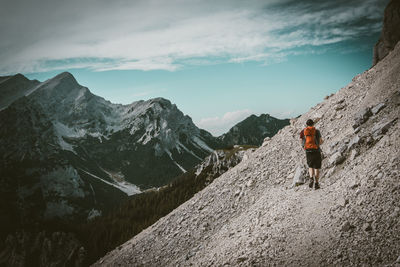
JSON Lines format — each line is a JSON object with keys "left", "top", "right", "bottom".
{"left": 306, "top": 149, "right": 322, "bottom": 169}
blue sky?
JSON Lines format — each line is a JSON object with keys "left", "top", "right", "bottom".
{"left": 0, "top": 0, "right": 388, "bottom": 135}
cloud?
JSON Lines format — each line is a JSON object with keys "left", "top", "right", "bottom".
{"left": 0, "top": 0, "right": 387, "bottom": 74}
{"left": 196, "top": 109, "right": 252, "bottom": 136}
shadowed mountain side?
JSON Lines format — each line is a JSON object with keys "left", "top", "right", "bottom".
{"left": 373, "top": 0, "right": 400, "bottom": 65}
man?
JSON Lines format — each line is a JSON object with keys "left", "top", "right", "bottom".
{"left": 300, "top": 119, "right": 323, "bottom": 189}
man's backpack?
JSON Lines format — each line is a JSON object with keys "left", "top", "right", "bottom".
{"left": 303, "top": 126, "right": 319, "bottom": 150}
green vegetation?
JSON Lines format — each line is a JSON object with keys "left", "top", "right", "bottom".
{"left": 79, "top": 165, "right": 218, "bottom": 265}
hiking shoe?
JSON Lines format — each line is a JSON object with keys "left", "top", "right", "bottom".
{"left": 309, "top": 179, "right": 314, "bottom": 188}
{"left": 315, "top": 182, "right": 320, "bottom": 190}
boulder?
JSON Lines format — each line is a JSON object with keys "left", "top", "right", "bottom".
{"left": 362, "top": 223, "right": 372, "bottom": 232}
{"left": 353, "top": 108, "right": 372, "bottom": 129}
{"left": 341, "top": 222, "right": 353, "bottom": 232}
{"left": 347, "top": 135, "right": 361, "bottom": 150}
{"left": 334, "top": 103, "right": 346, "bottom": 111}
{"left": 371, "top": 103, "right": 386, "bottom": 115}
{"left": 262, "top": 137, "right": 271, "bottom": 146}
{"left": 292, "top": 164, "right": 306, "bottom": 186}
{"left": 349, "top": 149, "right": 359, "bottom": 161}
{"left": 329, "top": 152, "right": 346, "bottom": 166}
{"left": 372, "top": 119, "right": 396, "bottom": 139}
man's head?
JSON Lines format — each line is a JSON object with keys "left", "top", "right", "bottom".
{"left": 306, "top": 119, "right": 314, "bottom": 126}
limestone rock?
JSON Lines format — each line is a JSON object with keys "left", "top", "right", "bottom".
{"left": 353, "top": 107, "right": 372, "bottom": 129}
{"left": 362, "top": 223, "right": 372, "bottom": 232}
{"left": 292, "top": 164, "right": 306, "bottom": 186}
{"left": 347, "top": 135, "right": 361, "bottom": 150}
{"left": 341, "top": 222, "right": 353, "bottom": 232}
{"left": 371, "top": 102, "right": 386, "bottom": 115}
{"left": 373, "top": 0, "right": 400, "bottom": 65}
{"left": 372, "top": 119, "right": 396, "bottom": 139}
{"left": 329, "top": 152, "right": 346, "bottom": 166}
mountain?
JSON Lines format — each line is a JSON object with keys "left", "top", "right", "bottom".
{"left": 218, "top": 114, "right": 289, "bottom": 146}
{"left": 0, "top": 71, "right": 287, "bottom": 229}
{"left": 0, "top": 70, "right": 289, "bottom": 266}
{"left": 0, "top": 73, "right": 40, "bottom": 110}
{"left": 94, "top": 22, "right": 400, "bottom": 267}
{"left": 0, "top": 72, "right": 218, "bottom": 233}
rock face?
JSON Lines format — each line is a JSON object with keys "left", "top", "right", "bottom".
{"left": 94, "top": 43, "right": 400, "bottom": 266}
{"left": 373, "top": 0, "right": 400, "bottom": 65}
{"left": 218, "top": 114, "right": 289, "bottom": 146}
{"left": 195, "top": 146, "right": 257, "bottom": 184}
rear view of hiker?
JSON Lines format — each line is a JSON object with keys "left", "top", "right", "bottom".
{"left": 300, "top": 119, "right": 323, "bottom": 189}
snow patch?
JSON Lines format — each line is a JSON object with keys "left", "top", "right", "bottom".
{"left": 192, "top": 136, "right": 214, "bottom": 153}
{"left": 80, "top": 169, "right": 141, "bottom": 196}
{"left": 174, "top": 161, "right": 187, "bottom": 173}
{"left": 177, "top": 141, "right": 203, "bottom": 161}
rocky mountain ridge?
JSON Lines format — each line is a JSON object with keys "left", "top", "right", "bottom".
{"left": 94, "top": 35, "right": 400, "bottom": 267}
{"left": 218, "top": 114, "right": 289, "bottom": 146}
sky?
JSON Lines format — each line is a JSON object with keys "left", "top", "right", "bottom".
{"left": 0, "top": 0, "right": 389, "bottom": 135}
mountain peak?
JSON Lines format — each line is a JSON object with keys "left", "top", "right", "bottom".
{"left": 37, "top": 71, "right": 81, "bottom": 94}
{"left": 52, "top": 71, "right": 78, "bottom": 83}
{"left": 145, "top": 97, "right": 174, "bottom": 112}
{"left": 149, "top": 97, "right": 172, "bottom": 106}
{"left": 12, "top": 73, "right": 28, "bottom": 80}
{"left": 0, "top": 73, "right": 29, "bottom": 84}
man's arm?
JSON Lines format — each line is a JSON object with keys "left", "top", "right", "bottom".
{"left": 317, "top": 130, "right": 323, "bottom": 145}
{"left": 300, "top": 130, "right": 304, "bottom": 147}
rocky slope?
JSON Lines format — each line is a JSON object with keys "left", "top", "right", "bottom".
{"left": 195, "top": 145, "right": 257, "bottom": 183}
{"left": 94, "top": 39, "right": 400, "bottom": 267}
{"left": 218, "top": 114, "right": 289, "bottom": 146}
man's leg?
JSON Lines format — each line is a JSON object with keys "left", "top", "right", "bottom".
{"left": 314, "top": 168, "right": 320, "bottom": 189}
{"left": 315, "top": 169, "right": 320, "bottom": 183}
{"left": 308, "top": 168, "right": 314, "bottom": 188}
{"left": 309, "top": 168, "right": 315, "bottom": 179}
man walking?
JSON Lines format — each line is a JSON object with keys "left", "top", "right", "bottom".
{"left": 300, "top": 119, "right": 323, "bottom": 189}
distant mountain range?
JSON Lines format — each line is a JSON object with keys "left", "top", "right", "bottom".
{"left": 0, "top": 72, "right": 289, "bottom": 231}
{"left": 218, "top": 114, "right": 289, "bottom": 146}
